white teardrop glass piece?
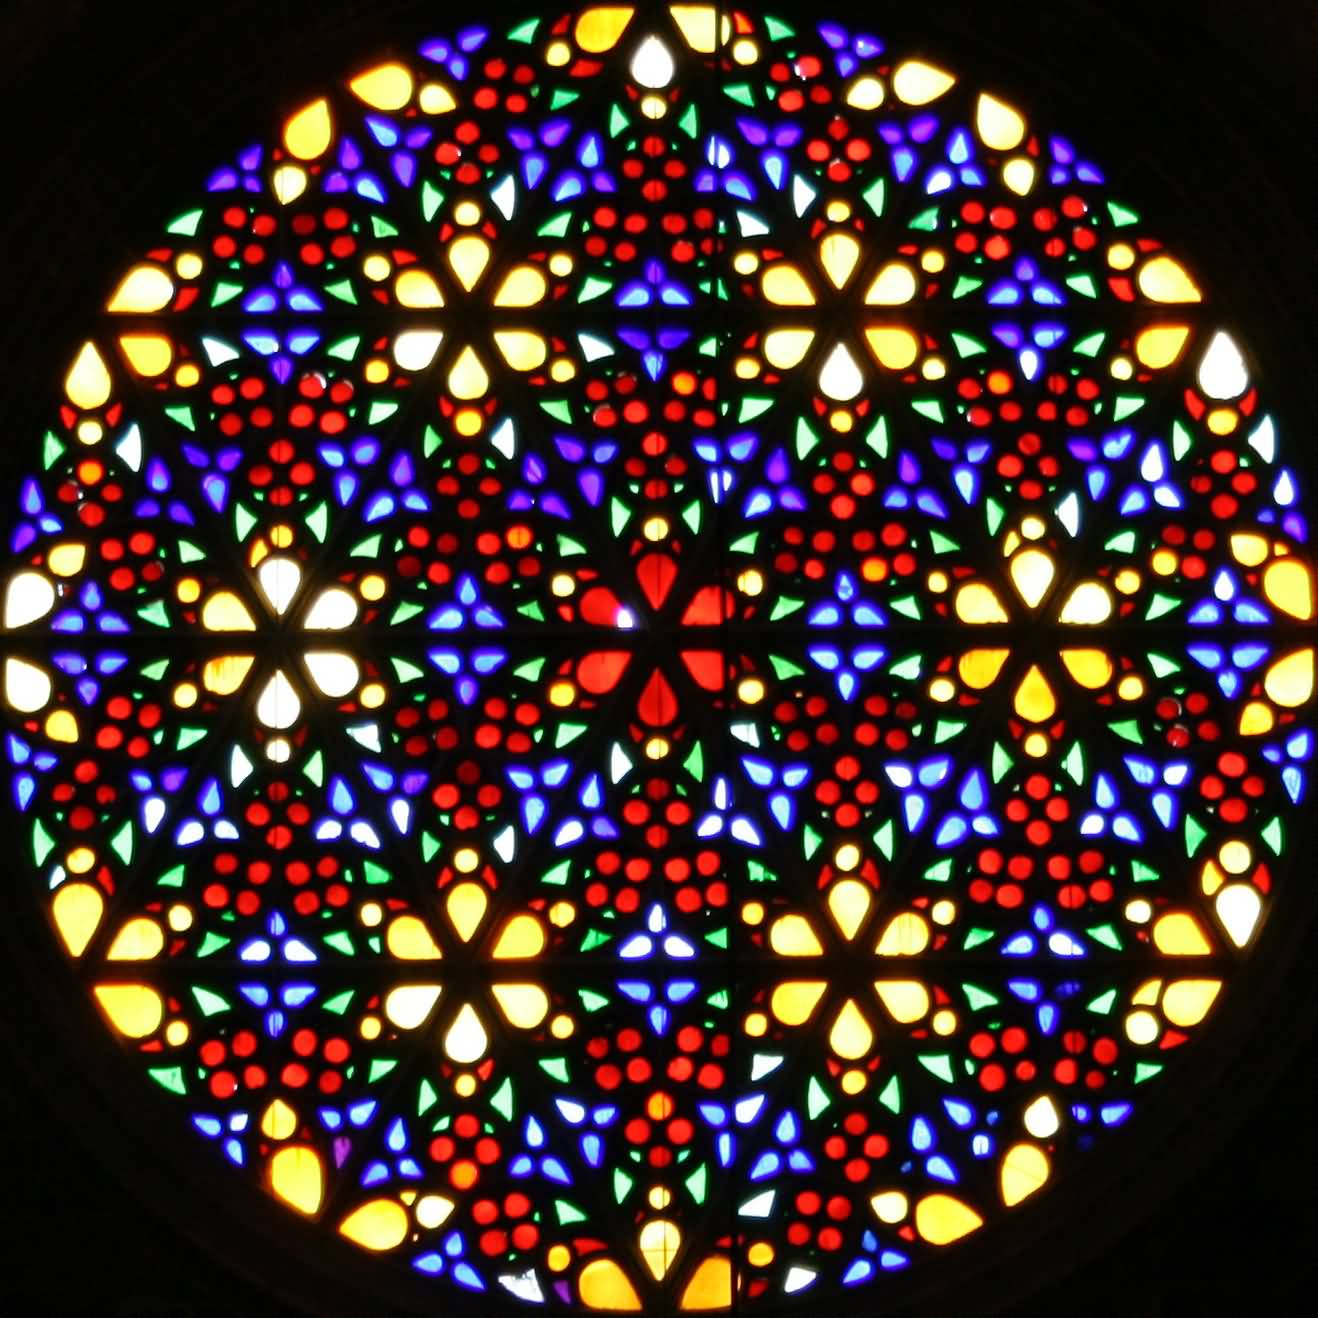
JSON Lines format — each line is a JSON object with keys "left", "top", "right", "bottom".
{"left": 1197, "top": 330, "right": 1249, "bottom": 400}
{"left": 303, "top": 586, "right": 359, "bottom": 630}
{"left": 257, "top": 556, "right": 302, "bottom": 616}
{"left": 443, "top": 1003, "right": 489, "bottom": 1064}
{"left": 4, "top": 571, "right": 56, "bottom": 627}
{"left": 255, "top": 669, "right": 302, "bottom": 729}
{"left": 304, "top": 651, "right": 361, "bottom": 698}
{"left": 818, "top": 343, "right": 864, "bottom": 401}
{"left": 631, "top": 36, "right": 675, "bottom": 89}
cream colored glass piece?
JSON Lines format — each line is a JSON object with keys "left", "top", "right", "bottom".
{"left": 1060, "top": 648, "right": 1114, "bottom": 689}
{"left": 303, "top": 651, "right": 360, "bottom": 699}
{"left": 201, "top": 590, "right": 256, "bottom": 631}
{"left": 269, "top": 1146, "right": 323, "bottom": 1214}
{"left": 762, "top": 328, "right": 815, "bottom": 370}
{"left": 448, "top": 346, "right": 489, "bottom": 400}
{"left": 1239, "top": 701, "right": 1274, "bottom": 735}
{"left": 1013, "top": 666, "right": 1056, "bottom": 723}
{"left": 1124, "top": 1009, "right": 1160, "bottom": 1045}
{"left": 1219, "top": 840, "right": 1252, "bottom": 874}
{"left": 1009, "top": 547, "right": 1055, "bottom": 609}
{"left": 769, "top": 980, "right": 827, "bottom": 1025}
{"left": 261, "top": 1098, "right": 299, "bottom": 1141}
{"left": 1198, "top": 860, "right": 1226, "bottom": 897}
{"left": 492, "top": 913, "right": 547, "bottom": 959}
{"left": 818, "top": 231, "right": 861, "bottom": 289}
{"left": 303, "top": 586, "right": 358, "bottom": 630}
{"left": 864, "top": 261, "right": 918, "bottom": 305}
{"left": 202, "top": 655, "right": 254, "bottom": 696}
{"left": 579, "top": 1257, "right": 642, "bottom": 1310}
{"left": 1197, "top": 330, "right": 1249, "bottom": 400}
{"left": 864, "top": 326, "right": 920, "bottom": 369}
{"left": 1228, "top": 535, "right": 1270, "bottom": 566}
{"left": 1137, "top": 254, "right": 1201, "bottom": 303}
{"left": 494, "top": 330, "right": 549, "bottom": 371}
{"left": 959, "top": 648, "right": 1010, "bottom": 688}
{"left": 954, "top": 581, "right": 1009, "bottom": 624}
{"left": 1134, "top": 324, "right": 1190, "bottom": 369}
{"left": 827, "top": 879, "right": 872, "bottom": 940}
{"left": 383, "top": 985, "right": 442, "bottom": 1029}
{"left": 874, "top": 980, "right": 930, "bottom": 1023}
{"left": 45, "top": 709, "right": 78, "bottom": 743}
{"left": 272, "top": 165, "right": 308, "bottom": 205}
{"left": 1058, "top": 580, "right": 1113, "bottom": 624}
{"left": 892, "top": 60, "right": 956, "bottom": 105}
{"left": 350, "top": 63, "right": 414, "bottom": 110}
{"left": 447, "top": 882, "right": 488, "bottom": 941}
{"left": 5, "top": 571, "right": 55, "bottom": 627}
{"left": 761, "top": 263, "right": 815, "bottom": 306}
{"left": 871, "top": 1190, "right": 908, "bottom": 1223}
{"left": 1263, "top": 558, "right": 1314, "bottom": 619}
{"left": 94, "top": 984, "right": 162, "bottom": 1038}
{"left": 393, "top": 329, "right": 444, "bottom": 371}
{"left": 5, "top": 657, "right": 52, "bottom": 712}
{"left": 415, "top": 1194, "right": 455, "bottom": 1228}
{"left": 631, "top": 35, "right": 675, "bottom": 89}
{"left": 491, "top": 983, "right": 550, "bottom": 1028}
{"left": 118, "top": 334, "right": 173, "bottom": 377}
{"left": 875, "top": 912, "right": 930, "bottom": 956}
{"left": 1000, "top": 1143, "right": 1049, "bottom": 1206}
{"left": 1264, "top": 648, "right": 1314, "bottom": 707}
{"left": 1152, "top": 911, "right": 1213, "bottom": 955}
{"left": 448, "top": 235, "right": 491, "bottom": 291}
{"left": 444, "top": 1003, "right": 489, "bottom": 1063}
{"left": 339, "top": 1199, "right": 408, "bottom": 1251}
{"left": 419, "top": 82, "right": 457, "bottom": 114}
{"left": 769, "top": 914, "right": 823, "bottom": 956}
{"left": 52, "top": 882, "right": 104, "bottom": 957}
{"left": 107, "top": 264, "right": 175, "bottom": 313}
{"left": 975, "top": 93, "right": 1026, "bottom": 150}
{"left": 255, "top": 669, "right": 302, "bottom": 730}
{"left": 639, "top": 1218, "right": 682, "bottom": 1281}
{"left": 65, "top": 341, "right": 112, "bottom": 409}
{"left": 394, "top": 268, "right": 444, "bottom": 308}
{"left": 829, "top": 999, "right": 874, "bottom": 1060}
{"left": 283, "top": 99, "right": 333, "bottom": 160}
{"left": 1162, "top": 979, "right": 1221, "bottom": 1027}
{"left": 914, "top": 1194, "right": 982, "bottom": 1245}
{"left": 679, "top": 1255, "right": 733, "bottom": 1310}
{"left": 257, "top": 556, "right": 302, "bottom": 616}
{"left": 575, "top": 7, "right": 635, "bottom": 52}
{"left": 493, "top": 264, "right": 548, "bottom": 306}
{"left": 1002, "top": 157, "right": 1036, "bottom": 195}
{"left": 846, "top": 75, "right": 884, "bottom": 110}
{"left": 669, "top": 5, "right": 730, "bottom": 52}
{"left": 386, "top": 914, "right": 443, "bottom": 959}
{"left": 47, "top": 544, "right": 85, "bottom": 578}
{"left": 107, "top": 917, "right": 164, "bottom": 961}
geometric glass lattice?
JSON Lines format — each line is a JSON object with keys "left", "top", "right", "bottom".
{"left": 2, "top": 4, "right": 1313, "bottom": 1312}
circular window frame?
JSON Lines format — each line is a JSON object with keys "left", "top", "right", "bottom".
{"left": 1, "top": 3, "right": 1316, "bottom": 1315}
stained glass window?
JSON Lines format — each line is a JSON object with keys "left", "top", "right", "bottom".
{"left": 2, "top": 3, "right": 1312, "bottom": 1312}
